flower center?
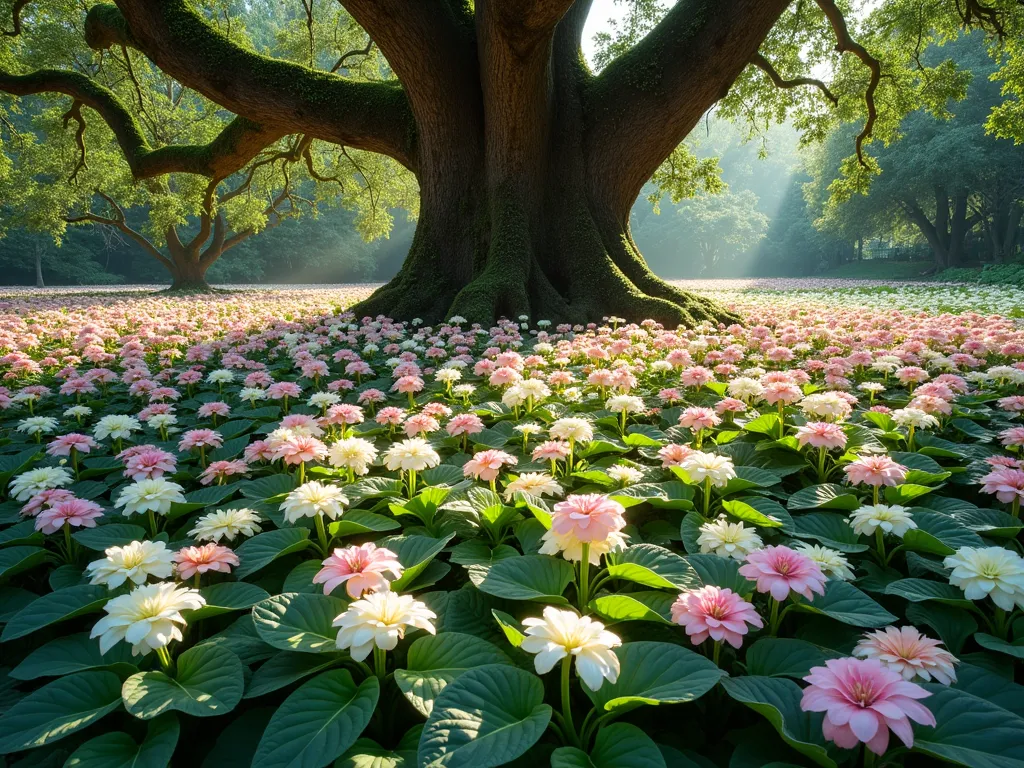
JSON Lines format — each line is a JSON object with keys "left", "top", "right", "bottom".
{"left": 850, "top": 681, "right": 875, "bottom": 706}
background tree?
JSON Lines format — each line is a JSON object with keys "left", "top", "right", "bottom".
{"left": 2, "top": 0, "right": 1023, "bottom": 322}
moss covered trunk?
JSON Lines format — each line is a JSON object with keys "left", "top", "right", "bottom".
{"left": 166, "top": 255, "right": 213, "bottom": 291}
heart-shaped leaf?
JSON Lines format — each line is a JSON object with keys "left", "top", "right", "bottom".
{"left": 1, "top": 584, "right": 107, "bottom": 641}
{"left": 252, "top": 592, "right": 348, "bottom": 653}
{"left": 64, "top": 713, "right": 179, "bottom": 768}
{"left": 551, "top": 723, "right": 667, "bottom": 768}
{"left": 121, "top": 643, "right": 244, "bottom": 719}
{"left": 10, "top": 632, "right": 137, "bottom": 680}
{"left": 606, "top": 544, "right": 700, "bottom": 590}
{"left": 468, "top": 555, "right": 574, "bottom": 604}
{"left": 234, "top": 528, "right": 311, "bottom": 579}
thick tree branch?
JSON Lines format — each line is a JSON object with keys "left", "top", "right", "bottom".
{"left": 2, "top": 0, "right": 29, "bottom": 36}
{"left": 0, "top": 67, "right": 288, "bottom": 180}
{"left": 814, "top": 0, "right": 881, "bottom": 167}
{"left": 90, "top": 2, "right": 416, "bottom": 169}
{"left": 750, "top": 52, "right": 838, "bottom": 106}
{"left": 66, "top": 195, "right": 175, "bottom": 272}
{"left": 61, "top": 101, "right": 89, "bottom": 182}
{"left": 586, "top": 0, "right": 792, "bottom": 213}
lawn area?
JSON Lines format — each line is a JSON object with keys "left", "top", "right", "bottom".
{"left": 819, "top": 260, "right": 936, "bottom": 280}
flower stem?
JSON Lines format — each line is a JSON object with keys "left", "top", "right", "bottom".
{"left": 194, "top": 572, "right": 202, "bottom": 590}
{"left": 315, "top": 512, "right": 330, "bottom": 556}
{"left": 373, "top": 647, "right": 387, "bottom": 680}
{"left": 297, "top": 461, "right": 305, "bottom": 485}
{"left": 560, "top": 656, "right": 580, "bottom": 747}
{"left": 408, "top": 469, "right": 418, "bottom": 498}
{"left": 147, "top": 509, "right": 159, "bottom": 538}
{"left": 155, "top": 646, "right": 174, "bottom": 673}
{"left": 578, "top": 545, "right": 591, "bottom": 611}
{"left": 862, "top": 745, "right": 876, "bottom": 768}
{"left": 816, "top": 447, "right": 827, "bottom": 483}
{"left": 874, "top": 529, "right": 886, "bottom": 561}
{"left": 768, "top": 598, "right": 781, "bottom": 637}
{"left": 712, "top": 640, "right": 722, "bottom": 667}
{"left": 702, "top": 477, "right": 712, "bottom": 519}
{"left": 63, "top": 521, "right": 74, "bottom": 564}
{"left": 1012, "top": 497, "right": 1020, "bottom": 520}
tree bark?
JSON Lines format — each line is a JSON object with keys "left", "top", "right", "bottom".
{"left": 33, "top": 244, "right": 44, "bottom": 287}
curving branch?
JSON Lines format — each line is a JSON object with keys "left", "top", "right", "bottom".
{"left": 814, "top": 0, "right": 881, "bottom": 167}
{"left": 750, "top": 52, "right": 838, "bottom": 106}
{"left": 2, "top": 0, "right": 29, "bottom": 36}
{"left": 89, "top": 2, "right": 417, "bottom": 169}
{"left": 65, "top": 191, "right": 175, "bottom": 271}
{"left": 60, "top": 101, "right": 88, "bottom": 182}
{"left": 0, "top": 67, "right": 289, "bottom": 180}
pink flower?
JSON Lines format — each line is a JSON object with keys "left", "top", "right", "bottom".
{"left": 34, "top": 498, "right": 103, "bottom": 534}
{"left": 276, "top": 436, "right": 328, "bottom": 466}
{"left": 714, "top": 397, "right": 747, "bottom": 415}
{"left": 678, "top": 407, "right": 721, "bottom": 432}
{"left": 375, "top": 407, "right": 405, "bottom": 426}
{"left": 312, "top": 542, "right": 404, "bottom": 598}
{"left": 844, "top": 455, "right": 907, "bottom": 488}
{"left": 1000, "top": 427, "right": 1024, "bottom": 448}
{"left": 997, "top": 395, "right": 1024, "bottom": 413}
{"left": 323, "top": 403, "right": 364, "bottom": 426}
{"left": 178, "top": 429, "right": 224, "bottom": 452}
{"left": 463, "top": 449, "right": 518, "bottom": 482}
{"left": 447, "top": 413, "right": 484, "bottom": 436}
{"left": 532, "top": 440, "right": 571, "bottom": 462}
{"left": 801, "top": 657, "right": 936, "bottom": 755}
{"left": 46, "top": 433, "right": 99, "bottom": 457}
{"left": 173, "top": 543, "right": 239, "bottom": 581}
{"left": 979, "top": 467, "right": 1024, "bottom": 504}
{"left": 267, "top": 381, "right": 302, "bottom": 399}
{"left": 670, "top": 585, "right": 763, "bottom": 648}
{"left": 739, "top": 545, "right": 827, "bottom": 601}
{"left": 198, "top": 401, "right": 231, "bottom": 419}
{"left": 896, "top": 366, "right": 930, "bottom": 385}
{"left": 658, "top": 443, "right": 695, "bottom": 468}
{"left": 124, "top": 447, "right": 177, "bottom": 481}
{"left": 21, "top": 489, "right": 75, "bottom": 517}
{"left": 680, "top": 366, "right": 715, "bottom": 388}
{"left": 488, "top": 367, "right": 521, "bottom": 387}
{"left": 550, "top": 493, "right": 626, "bottom": 543}
{"left": 854, "top": 626, "right": 958, "bottom": 685}
{"left": 357, "top": 388, "right": 387, "bottom": 405}
{"left": 244, "top": 440, "right": 275, "bottom": 463}
{"left": 200, "top": 459, "right": 249, "bottom": 485}
{"left": 764, "top": 381, "right": 803, "bottom": 406}
{"left": 404, "top": 413, "right": 440, "bottom": 437}
{"left": 392, "top": 375, "right": 424, "bottom": 394}
{"left": 796, "top": 422, "right": 848, "bottom": 450}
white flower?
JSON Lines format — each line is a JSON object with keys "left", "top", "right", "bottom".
{"left": 86, "top": 540, "right": 174, "bottom": 589}
{"left": 9, "top": 466, "right": 73, "bottom": 501}
{"left": 849, "top": 504, "right": 916, "bottom": 538}
{"left": 206, "top": 369, "right": 235, "bottom": 384}
{"left": 93, "top": 414, "right": 142, "bottom": 441}
{"left": 944, "top": 546, "right": 1024, "bottom": 610}
{"left": 727, "top": 377, "right": 765, "bottom": 402}
{"left": 514, "top": 423, "right": 542, "bottom": 437}
{"left": 502, "top": 385, "right": 527, "bottom": 408}
{"left": 680, "top": 451, "right": 736, "bottom": 488}
{"left": 504, "top": 472, "right": 563, "bottom": 500}
{"left": 539, "top": 528, "right": 627, "bottom": 565}
{"left": 800, "top": 393, "right": 851, "bottom": 421}
{"left": 17, "top": 416, "right": 58, "bottom": 436}
{"left": 605, "top": 395, "right": 644, "bottom": 414}
{"left": 333, "top": 591, "right": 436, "bottom": 661}
{"left": 189, "top": 507, "right": 263, "bottom": 542}
{"left": 435, "top": 368, "right": 461, "bottom": 383}
{"left": 607, "top": 464, "right": 643, "bottom": 486}
{"left": 448, "top": 315, "right": 467, "bottom": 325}
{"left": 697, "top": 517, "right": 762, "bottom": 560}
{"left": 796, "top": 543, "right": 855, "bottom": 581}
{"left": 550, "top": 418, "right": 593, "bottom": 443}
{"left": 519, "top": 379, "right": 551, "bottom": 401}
{"left": 858, "top": 382, "right": 886, "bottom": 394}
{"left": 115, "top": 478, "right": 187, "bottom": 517}
{"left": 64, "top": 406, "right": 93, "bottom": 419}
{"left": 452, "top": 384, "right": 476, "bottom": 398}
{"left": 240, "top": 387, "right": 268, "bottom": 403}
{"left": 328, "top": 437, "right": 379, "bottom": 476}
{"left": 383, "top": 438, "right": 441, "bottom": 472}
{"left": 147, "top": 413, "right": 177, "bottom": 431}
{"left": 281, "top": 481, "right": 348, "bottom": 523}
{"left": 308, "top": 392, "right": 341, "bottom": 409}
{"left": 892, "top": 408, "right": 939, "bottom": 429}
{"left": 521, "top": 607, "right": 621, "bottom": 691}
{"left": 90, "top": 582, "right": 205, "bottom": 656}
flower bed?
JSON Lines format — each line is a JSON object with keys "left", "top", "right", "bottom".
{"left": 1, "top": 287, "right": 1023, "bottom": 767}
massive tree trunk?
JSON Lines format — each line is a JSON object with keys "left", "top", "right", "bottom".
{"left": 903, "top": 189, "right": 971, "bottom": 271}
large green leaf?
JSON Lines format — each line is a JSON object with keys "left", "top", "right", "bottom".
{"left": 745, "top": 638, "right": 841, "bottom": 679}
{"left": 902, "top": 511, "right": 985, "bottom": 557}
{"left": 10, "top": 632, "right": 137, "bottom": 680}
{"left": 252, "top": 592, "right": 348, "bottom": 653}
{"left": 723, "top": 497, "right": 794, "bottom": 533}
{"left": 975, "top": 633, "right": 1024, "bottom": 660}
{"left": 790, "top": 580, "right": 896, "bottom": 628}
{"left": 329, "top": 509, "right": 401, "bottom": 538}
{"left": 337, "top": 728, "right": 421, "bottom": 768}
{"left": 64, "top": 714, "right": 179, "bottom": 768}
{"left": 684, "top": 554, "right": 755, "bottom": 594}
{"left": 720, "top": 676, "right": 836, "bottom": 768}
{"left": 189, "top": 582, "right": 271, "bottom": 621}
{"left": 418, "top": 664, "right": 551, "bottom": 768}
{"left": 551, "top": 723, "right": 667, "bottom": 768}
{"left": 386, "top": 534, "right": 455, "bottom": 592}
{"left": 251, "top": 670, "right": 380, "bottom": 768}
{"left": 913, "top": 685, "right": 1024, "bottom": 768}
{"left": 589, "top": 592, "right": 675, "bottom": 625}
{"left": 585, "top": 641, "right": 724, "bottom": 714}
{"left": 0, "top": 671, "right": 123, "bottom": 754}
{"left": 1, "top": 584, "right": 107, "bottom": 641}
{"left": 606, "top": 544, "right": 700, "bottom": 590}
{"left": 791, "top": 513, "right": 868, "bottom": 553}
{"left": 885, "top": 579, "right": 974, "bottom": 608}
{"left": 468, "top": 555, "right": 574, "bottom": 604}
{"left": 394, "top": 632, "right": 513, "bottom": 716}
{"left": 787, "top": 484, "right": 860, "bottom": 511}
{"left": 234, "top": 528, "right": 311, "bottom": 579}
{"left": 121, "top": 643, "right": 244, "bottom": 719}
{"left": 72, "top": 524, "right": 148, "bottom": 551}
{"left": 0, "top": 545, "right": 49, "bottom": 579}
{"left": 244, "top": 651, "right": 342, "bottom": 699}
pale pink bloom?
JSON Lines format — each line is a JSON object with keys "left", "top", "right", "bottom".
{"left": 907, "top": 395, "right": 951, "bottom": 416}
{"left": 391, "top": 375, "right": 424, "bottom": 394}
{"left": 896, "top": 366, "right": 930, "bottom": 385}
{"left": 854, "top": 626, "right": 958, "bottom": 685}
{"left": 244, "top": 440, "right": 275, "bottom": 463}
{"left": 21, "top": 488, "right": 75, "bottom": 517}
{"left": 46, "top": 433, "right": 98, "bottom": 457}
{"left": 446, "top": 413, "right": 484, "bottom": 436}
{"left": 200, "top": 459, "right": 249, "bottom": 485}
{"left": 323, "top": 403, "right": 364, "bottom": 426}
{"left": 1000, "top": 427, "right": 1024, "bottom": 448}
{"left": 714, "top": 397, "right": 747, "bottom": 415}
{"left": 267, "top": 381, "right": 302, "bottom": 399}
{"left": 178, "top": 429, "right": 224, "bottom": 452}
{"left": 198, "top": 402, "right": 231, "bottom": 419}
{"left": 979, "top": 468, "right": 1024, "bottom": 504}
{"left": 376, "top": 407, "right": 406, "bottom": 426}
{"left": 313, "top": 543, "right": 404, "bottom": 599}
{"left": 280, "top": 414, "right": 324, "bottom": 437}
{"left": 796, "top": 422, "right": 848, "bottom": 450}
{"left": 173, "top": 543, "right": 239, "bottom": 580}
{"left": 463, "top": 449, "right": 518, "bottom": 482}
{"left": 658, "top": 388, "right": 682, "bottom": 404}
{"left": 35, "top": 497, "right": 103, "bottom": 534}
{"left": 532, "top": 440, "right": 571, "bottom": 462}
{"left": 801, "top": 657, "right": 935, "bottom": 755}
{"left": 764, "top": 381, "right": 803, "bottom": 406}
{"left": 489, "top": 367, "right": 522, "bottom": 387}
{"left": 658, "top": 443, "right": 695, "bottom": 468}
{"left": 678, "top": 407, "right": 721, "bottom": 432}
{"left": 844, "top": 456, "right": 907, "bottom": 488}
{"left": 276, "top": 436, "right": 328, "bottom": 466}
{"left": 997, "top": 395, "right": 1024, "bottom": 413}
{"left": 357, "top": 388, "right": 387, "bottom": 405}
{"left": 550, "top": 494, "right": 626, "bottom": 544}
{"left": 124, "top": 448, "right": 177, "bottom": 481}
{"left": 403, "top": 413, "right": 440, "bottom": 437}
{"left": 739, "top": 545, "right": 827, "bottom": 601}
{"left": 986, "top": 455, "right": 1022, "bottom": 469}
{"left": 680, "top": 366, "right": 714, "bottom": 388}
{"left": 670, "top": 585, "right": 763, "bottom": 648}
